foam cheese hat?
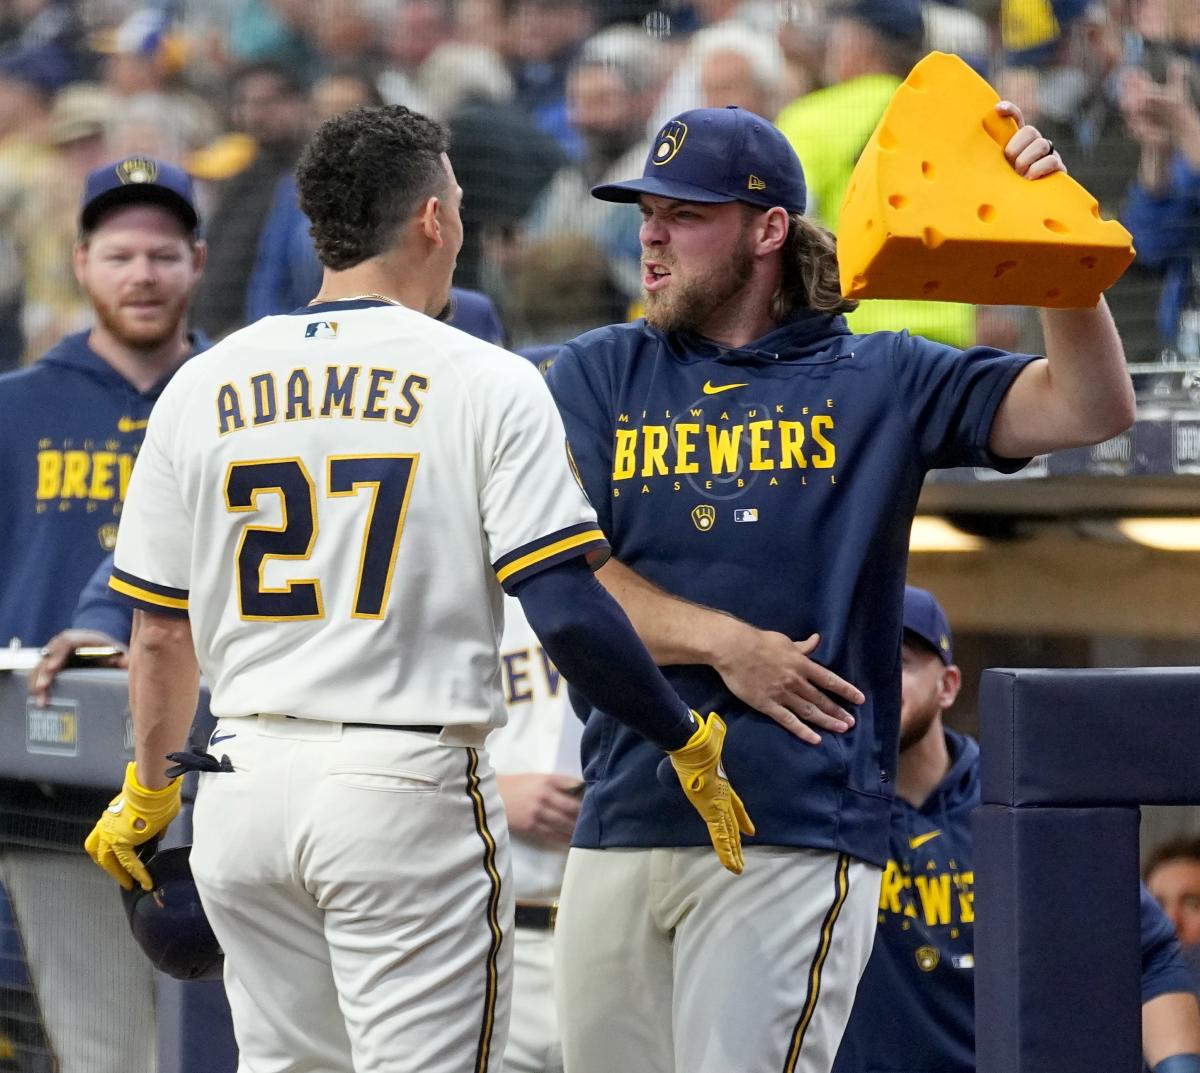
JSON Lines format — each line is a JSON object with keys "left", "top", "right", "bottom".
{"left": 837, "top": 51, "right": 1134, "bottom": 308}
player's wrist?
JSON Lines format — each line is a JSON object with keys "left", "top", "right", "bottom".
{"left": 126, "top": 760, "right": 181, "bottom": 799}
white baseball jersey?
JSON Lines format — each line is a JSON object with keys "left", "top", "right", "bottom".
{"left": 109, "top": 300, "right": 607, "bottom": 726}
{"left": 490, "top": 596, "right": 579, "bottom": 902}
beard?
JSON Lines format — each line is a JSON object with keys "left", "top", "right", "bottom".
{"left": 90, "top": 287, "right": 190, "bottom": 351}
{"left": 642, "top": 231, "right": 755, "bottom": 336}
{"left": 898, "top": 697, "right": 942, "bottom": 753}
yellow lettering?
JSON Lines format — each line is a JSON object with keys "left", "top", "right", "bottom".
{"left": 618, "top": 413, "right": 630, "bottom": 423}
{"left": 672, "top": 481, "right": 681, "bottom": 491}
{"left": 779, "top": 421, "right": 807, "bottom": 468}
{"left": 775, "top": 404, "right": 784, "bottom": 414}
{"left": 641, "top": 425, "right": 669, "bottom": 477}
{"left": 748, "top": 420, "right": 775, "bottom": 471}
{"left": 689, "top": 408, "right": 703, "bottom": 418}
{"left": 286, "top": 370, "right": 312, "bottom": 421}
{"left": 88, "top": 452, "right": 115, "bottom": 499}
{"left": 36, "top": 450, "right": 62, "bottom": 499}
{"left": 704, "top": 480, "right": 712, "bottom": 490}
{"left": 61, "top": 451, "right": 89, "bottom": 498}
{"left": 613, "top": 429, "right": 637, "bottom": 480}
{"left": 707, "top": 424, "right": 742, "bottom": 474}
{"left": 641, "top": 484, "right": 651, "bottom": 494}
{"left": 675, "top": 423, "right": 700, "bottom": 473}
{"left": 363, "top": 367, "right": 395, "bottom": 421}
{"left": 216, "top": 383, "right": 245, "bottom": 435}
{"left": 827, "top": 398, "right": 834, "bottom": 408}
{"left": 914, "top": 874, "right": 952, "bottom": 926}
{"left": 879, "top": 861, "right": 904, "bottom": 912}
{"left": 769, "top": 477, "right": 779, "bottom": 486}
{"left": 958, "top": 873, "right": 975, "bottom": 923}
{"left": 811, "top": 415, "right": 836, "bottom": 468}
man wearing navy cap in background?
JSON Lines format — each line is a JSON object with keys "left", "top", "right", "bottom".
{"left": 833, "top": 586, "right": 1200, "bottom": 1073}
{"left": 0, "top": 157, "right": 206, "bottom": 1072}
{"left": 545, "top": 100, "right": 1133, "bottom": 1072}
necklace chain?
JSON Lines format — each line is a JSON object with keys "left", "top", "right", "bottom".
{"left": 308, "top": 292, "right": 402, "bottom": 306}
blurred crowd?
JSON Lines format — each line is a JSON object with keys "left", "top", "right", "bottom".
{"left": 0, "top": 0, "right": 1196, "bottom": 366}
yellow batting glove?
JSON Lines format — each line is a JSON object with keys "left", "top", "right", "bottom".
{"left": 84, "top": 762, "right": 182, "bottom": 891}
{"left": 668, "top": 712, "right": 755, "bottom": 875}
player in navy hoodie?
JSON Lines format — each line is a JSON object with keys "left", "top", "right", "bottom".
{"left": 832, "top": 586, "right": 1200, "bottom": 1073}
{"left": 0, "top": 156, "right": 207, "bottom": 648}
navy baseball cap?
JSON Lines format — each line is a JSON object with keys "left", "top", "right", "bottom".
{"left": 903, "top": 586, "right": 954, "bottom": 666}
{"left": 830, "top": 0, "right": 924, "bottom": 41}
{"left": 80, "top": 156, "right": 199, "bottom": 232}
{"left": 591, "top": 105, "right": 807, "bottom": 215}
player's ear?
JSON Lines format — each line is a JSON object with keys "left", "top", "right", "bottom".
{"left": 72, "top": 241, "right": 88, "bottom": 286}
{"left": 190, "top": 239, "right": 208, "bottom": 278}
{"left": 418, "top": 196, "right": 443, "bottom": 247}
{"left": 756, "top": 207, "right": 789, "bottom": 257}
{"left": 938, "top": 664, "right": 962, "bottom": 710}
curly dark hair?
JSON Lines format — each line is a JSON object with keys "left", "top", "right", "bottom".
{"left": 296, "top": 105, "right": 450, "bottom": 270}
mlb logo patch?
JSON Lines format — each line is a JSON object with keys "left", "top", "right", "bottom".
{"left": 305, "top": 321, "right": 338, "bottom": 339}
{"left": 733, "top": 508, "right": 758, "bottom": 523}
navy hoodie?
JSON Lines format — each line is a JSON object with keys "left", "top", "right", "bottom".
{"left": 834, "top": 731, "right": 1196, "bottom": 1072}
{"left": 547, "top": 314, "right": 1035, "bottom": 865}
{"left": 0, "top": 330, "right": 205, "bottom": 647}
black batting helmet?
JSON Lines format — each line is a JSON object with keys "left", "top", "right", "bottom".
{"left": 121, "top": 842, "right": 224, "bottom": 982}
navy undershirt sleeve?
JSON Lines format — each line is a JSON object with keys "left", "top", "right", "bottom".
{"left": 514, "top": 557, "right": 695, "bottom": 752}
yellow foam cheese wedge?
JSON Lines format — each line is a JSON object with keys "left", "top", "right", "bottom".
{"left": 837, "top": 51, "right": 1134, "bottom": 308}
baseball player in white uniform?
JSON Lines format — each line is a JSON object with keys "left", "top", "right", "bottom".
{"left": 83, "top": 105, "right": 751, "bottom": 1073}
{"left": 493, "top": 598, "right": 580, "bottom": 1073}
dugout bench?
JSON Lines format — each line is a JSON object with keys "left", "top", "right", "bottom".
{"left": 0, "top": 666, "right": 237, "bottom": 1073}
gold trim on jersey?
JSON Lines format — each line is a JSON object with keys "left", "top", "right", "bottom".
{"left": 108, "top": 575, "right": 189, "bottom": 610}
{"left": 782, "top": 853, "right": 851, "bottom": 1073}
{"left": 494, "top": 529, "right": 607, "bottom": 586}
{"left": 464, "top": 747, "right": 504, "bottom": 1073}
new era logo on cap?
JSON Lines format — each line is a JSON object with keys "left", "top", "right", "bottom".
{"left": 591, "top": 106, "right": 806, "bottom": 215}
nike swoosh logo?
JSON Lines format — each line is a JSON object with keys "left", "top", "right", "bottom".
{"left": 106, "top": 796, "right": 125, "bottom": 814}
{"left": 210, "top": 732, "right": 237, "bottom": 746}
{"left": 702, "top": 380, "right": 749, "bottom": 396}
{"left": 118, "top": 417, "right": 149, "bottom": 432}
{"left": 910, "top": 830, "right": 942, "bottom": 850}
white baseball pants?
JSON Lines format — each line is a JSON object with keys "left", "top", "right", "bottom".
{"left": 554, "top": 846, "right": 880, "bottom": 1073}
{"left": 190, "top": 715, "right": 513, "bottom": 1073}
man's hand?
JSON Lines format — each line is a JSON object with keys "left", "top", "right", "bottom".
{"left": 84, "top": 762, "right": 181, "bottom": 890}
{"left": 30, "top": 629, "right": 128, "bottom": 708}
{"left": 496, "top": 773, "right": 583, "bottom": 845}
{"left": 668, "top": 713, "right": 754, "bottom": 875}
{"left": 995, "top": 100, "right": 1065, "bottom": 179}
{"left": 712, "top": 625, "right": 862, "bottom": 746}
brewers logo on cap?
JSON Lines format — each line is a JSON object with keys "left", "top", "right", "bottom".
{"left": 653, "top": 120, "right": 687, "bottom": 166}
{"left": 116, "top": 156, "right": 158, "bottom": 185}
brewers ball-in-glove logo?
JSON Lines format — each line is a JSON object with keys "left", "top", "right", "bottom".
{"left": 116, "top": 157, "right": 158, "bottom": 185}
{"left": 653, "top": 121, "right": 687, "bottom": 165}
{"left": 915, "top": 945, "right": 940, "bottom": 972}
{"left": 691, "top": 504, "right": 715, "bottom": 531}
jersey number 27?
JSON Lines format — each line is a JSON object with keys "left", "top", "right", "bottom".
{"left": 224, "top": 455, "right": 418, "bottom": 621}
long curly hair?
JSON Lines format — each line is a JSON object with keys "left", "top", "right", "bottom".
{"left": 770, "top": 212, "right": 859, "bottom": 321}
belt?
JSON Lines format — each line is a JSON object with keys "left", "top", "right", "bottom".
{"left": 281, "top": 716, "right": 445, "bottom": 733}
{"left": 514, "top": 901, "right": 558, "bottom": 931}
{"left": 343, "top": 723, "right": 444, "bottom": 733}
